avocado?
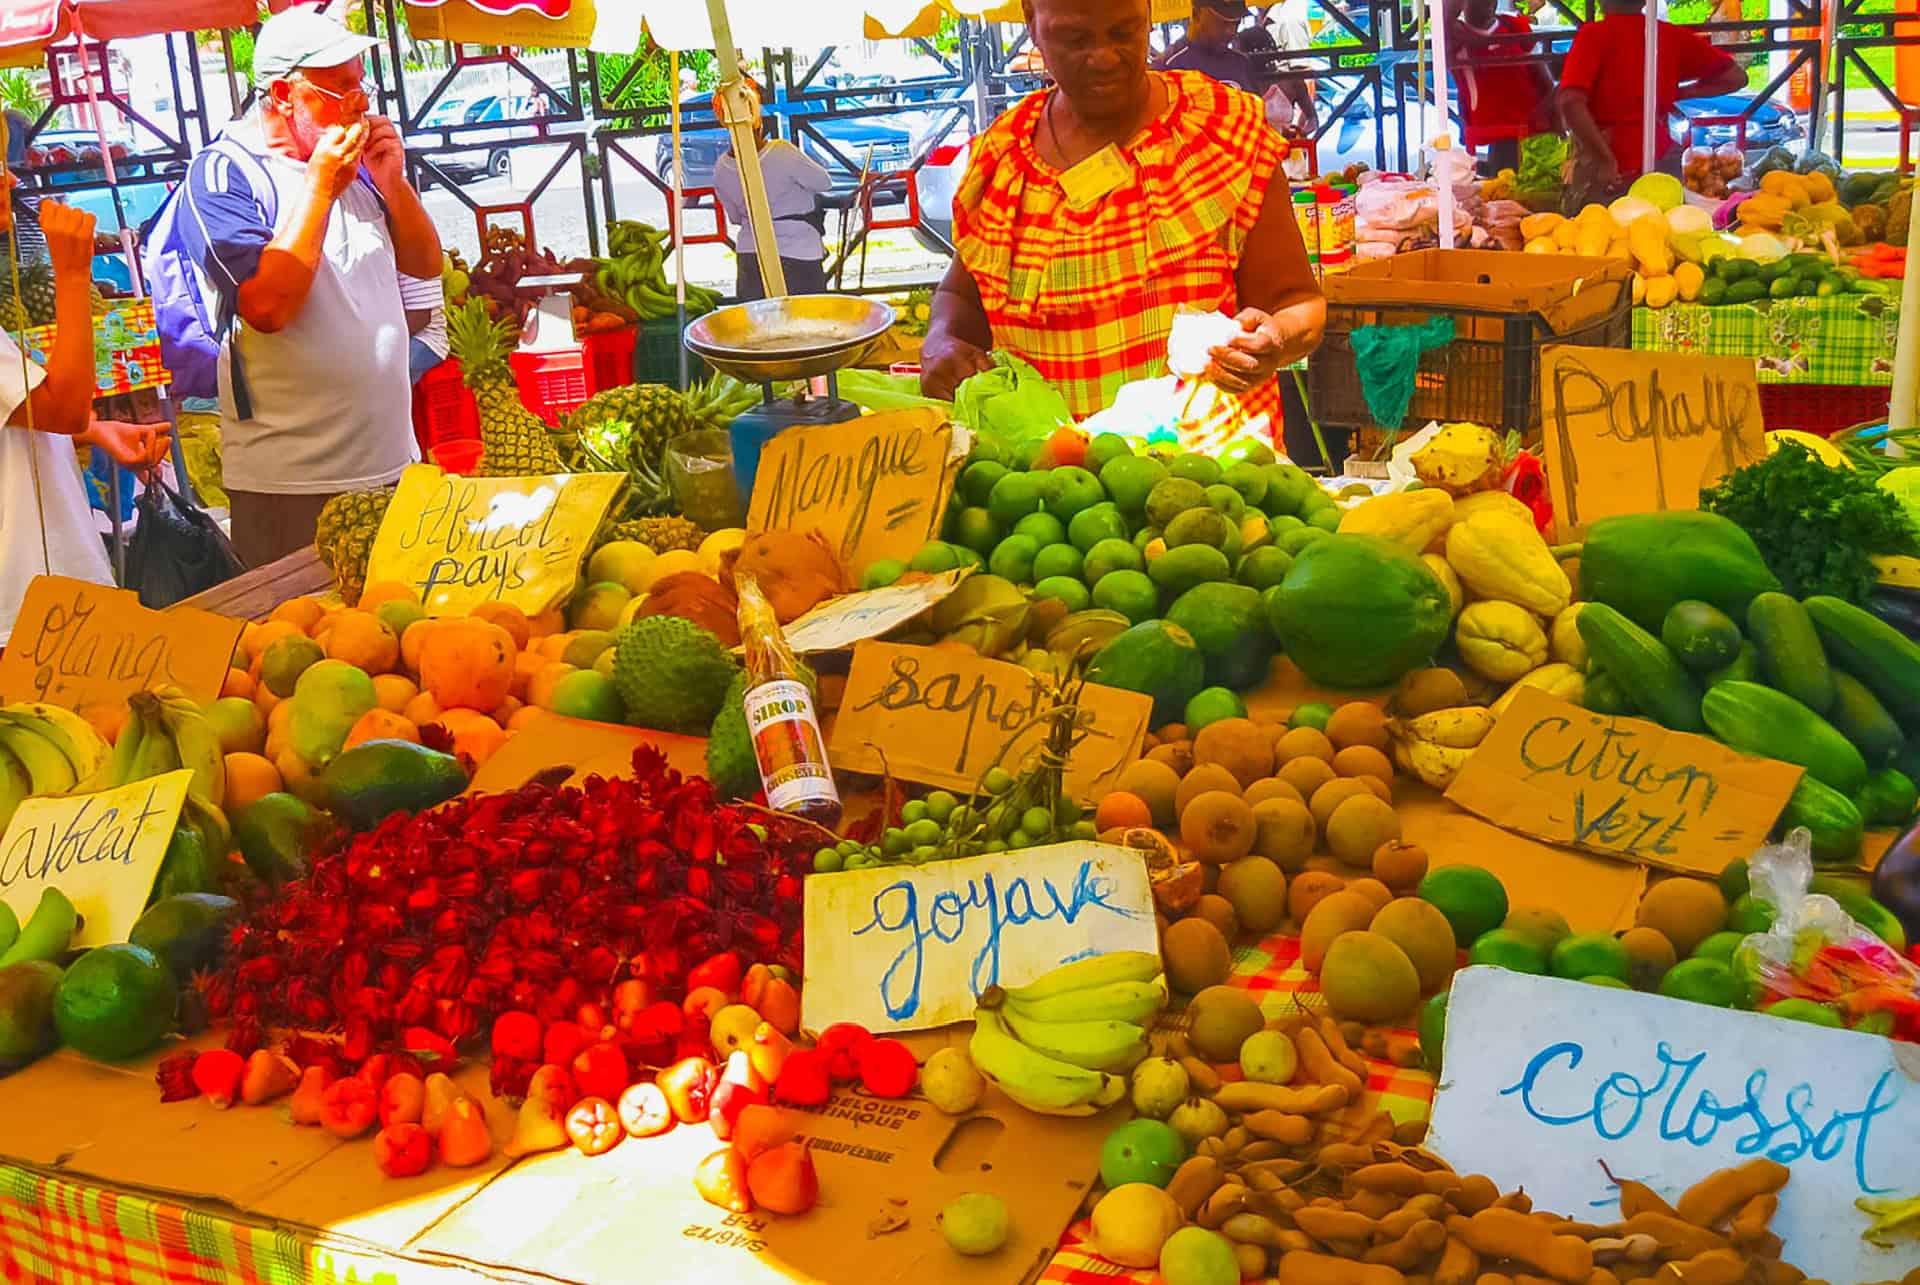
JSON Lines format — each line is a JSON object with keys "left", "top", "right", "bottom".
{"left": 234, "top": 792, "right": 337, "bottom": 889}
{"left": 128, "top": 893, "right": 240, "bottom": 981}
{"left": 318, "top": 739, "right": 468, "bottom": 830}
{"left": 0, "top": 960, "right": 62, "bottom": 1069}
{"left": 1086, "top": 621, "right": 1207, "bottom": 726}
{"left": 153, "top": 823, "right": 221, "bottom": 901}
{"left": 1166, "top": 582, "right": 1275, "bottom": 690}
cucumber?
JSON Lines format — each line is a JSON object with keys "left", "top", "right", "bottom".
{"left": 1804, "top": 595, "right": 1920, "bottom": 724}
{"left": 1661, "top": 600, "right": 1743, "bottom": 673}
{"left": 1701, "top": 681, "right": 1869, "bottom": 794}
{"left": 1826, "top": 671, "right": 1904, "bottom": 769}
{"left": 1854, "top": 768, "right": 1919, "bottom": 829}
{"left": 1583, "top": 668, "right": 1634, "bottom": 716}
{"left": 1746, "top": 592, "right": 1834, "bottom": 714}
{"left": 1577, "top": 603, "right": 1703, "bottom": 732}
{"left": 1704, "top": 641, "right": 1760, "bottom": 690}
{"left": 1777, "top": 774, "right": 1865, "bottom": 865}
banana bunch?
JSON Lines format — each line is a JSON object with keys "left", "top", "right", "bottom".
{"left": 154, "top": 792, "right": 234, "bottom": 900}
{"left": 0, "top": 702, "right": 112, "bottom": 831}
{"left": 0, "top": 887, "right": 76, "bottom": 968}
{"left": 968, "top": 950, "right": 1166, "bottom": 1116}
{"left": 599, "top": 220, "right": 721, "bottom": 322}
{"left": 106, "top": 688, "right": 224, "bottom": 809}
{"left": 1388, "top": 706, "right": 1496, "bottom": 790}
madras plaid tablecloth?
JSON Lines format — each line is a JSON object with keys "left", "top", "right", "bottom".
{"left": 1632, "top": 294, "right": 1901, "bottom": 386}
{"left": 1038, "top": 932, "right": 1438, "bottom": 1285}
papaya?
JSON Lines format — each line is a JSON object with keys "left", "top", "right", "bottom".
{"left": 319, "top": 740, "right": 469, "bottom": 830}
{"left": 1265, "top": 534, "right": 1453, "bottom": 688}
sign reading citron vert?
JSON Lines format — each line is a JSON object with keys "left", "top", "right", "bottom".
{"left": 367, "top": 465, "right": 625, "bottom": 617}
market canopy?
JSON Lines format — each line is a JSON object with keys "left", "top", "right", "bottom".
{"left": 0, "top": 0, "right": 255, "bottom": 57}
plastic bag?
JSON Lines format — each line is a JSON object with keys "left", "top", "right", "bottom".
{"left": 1739, "top": 828, "right": 1920, "bottom": 1040}
{"left": 951, "top": 352, "right": 1073, "bottom": 441}
{"left": 123, "top": 476, "right": 244, "bottom": 607}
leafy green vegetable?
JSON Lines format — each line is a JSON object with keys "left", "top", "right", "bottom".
{"left": 952, "top": 353, "right": 1073, "bottom": 442}
{"left": 1700, "top": 442, "right": 1920, "bottom": 604}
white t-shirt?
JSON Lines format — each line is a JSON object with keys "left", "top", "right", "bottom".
{"left": 189, "top": 116, "right": 417, "bottom": 495}
{"left": 0, "top": 333, "right": 112, "bottom": 646}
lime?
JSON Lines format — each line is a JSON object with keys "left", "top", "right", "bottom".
{"left": 1012, "top": 511, "right": 1067, "bottom": 546}
{"left": 1204, "top": 484, "right": 1246, "bottom": 522}
{"left": 1017, "top": 439, "right": 1052, "bottom": 470}
{"left": 1133, "top": 526, "right": 1161, "bottom": 552}
{"left": 1290, "top": 701, "right": 1333, "bottom": 730}
{"left": 1084, "top": 432, "right": 1136, "bottom": 476}
{"left": 1146, "top": 477, "right": 1209, "bottom": 528}
{"left": 1418, "top": 865, "right": 1510, "bottom": 945}
{"left": 960, "top": 459, "right": 1009, "bottom": 507}
{"left": 1168, "top": 453, "right": 1222, "bottom": 486}
{"left": 1268, "top": 513, "right": 1305, "bottom": 536}
{"left": 950, "top": 506, "right": 1002, "bottom": 554}
{"left": 1417, "top": 990, "right": 1447, "bottom": 1073}
{"left": 987, "top": 471, "right": 1047, "bottom": 526}
{"left": 1184, "top": 686, "right": 1247, "bottom": 732}
{"left": 861, "top": 559, "right": 907, "bottom": 590}
{"left": 1717, "top": 858, "right": 1749, "bottom": 903}
{"left": 1658, "top": 957, "right": 1743, "bottom": 1007}
{"left": 1044, "top": 466, "right": 1107, "bottom": 522}
{"left": 988, "top": 534, "right": 1041, "bottom": 583}
{"left": 1100, "top": 1118, "right": 1188, "bottom": 1189}
{"left": 1222, "top": 461, "right": 1270, "bottom": 507}
{"left": 549, "top": 670, "right": 626, "bottom": 723}
{"left": 1069, "top": 502, "right": 1131, "bottom": 552}
{"left": 1277, "top": 526, "right": 1329, "bottom": 556}
{"left": 1549, "top": 932, "right": 1631, "bottom": 983}
{"left": 1102, "top": 455, "right": 1169, "bottom": 519}
{"left": 1762, "top": 998, "right": 1844, "bottom": 1027}
{"left": 1033, "top": 576, "right": 1092, "bottom": 612}
{"left": 53, "top": 944, "right": 178, "bottom": 1061}
{"left": 1236, "top": 546, "right": 1293, "bottom": 591}
{"left": 1583, "top": 975, "right": 1632, "bottom": 989}
{"left": 1084, "top": 537, "right": 1146, "bottom": 584}
{"left": 1092, "top": 570, "right": 1159, "bottom": 623}
{"left": 909, "top": 542, "right": 964, "bottom": 573}
{"left": 1727, "top": 894, "right": 1775, "bottom": 935}
{"left": 952, "top": 545, "right": 985, "bottom": 570}
{"left": 969, "top": 435, "right": 1014, "bottom": 469}
{"left": 1032, "top": 543, "right": 1085, "bottom": 581}
{"left": 1306, "top": 505, "right": 1342, "bottom": 533}
{"left": 1149, "top": 544, "right": 1231, "bottom": 598}
{"left": 1467, "top": 928, "right": 1549, "bottom": 973}
{"left": 1263, "top": 464, "right": 1317, "bottom": 516}
{"left": 1691, "top": 930, "right": 1743, "bottom": 962}
{"left": 1223, "top": 439, "right": 1276, "bottom": 467}
{"left": 1165, "top": 507, "right": 1235, "bottom": 550}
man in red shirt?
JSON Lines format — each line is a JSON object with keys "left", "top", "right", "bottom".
{"left": 1558, "top": 0, "right": 1745, "bottom": 202}
{"left": 1448, "top": 0, "right": 1555, "bottom": 173}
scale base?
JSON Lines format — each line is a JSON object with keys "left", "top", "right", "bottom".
{"left": 729, "top": 396, "right": 863, "bottom": 501}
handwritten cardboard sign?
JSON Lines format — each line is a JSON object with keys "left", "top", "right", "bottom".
{"left": 0, "top": 577, "right": 243, "bottom": 710}
{"left": 801, "top": 841, "right": 1158, "bottom": 1033}
{"left": 745, "top": 408, "right": 960, "bottom": 577}
{"left": 366, "top": 465, "right": 625, "bottom": 617}
{"left": 1428, "top": 967, "right": 1920, "bottom": 1285}
{"left": 1540, "top": 344, "right": 1766, "bottom": 541}
{"left": 0, "top": 769, "right": 192, "bottom": 948}
{"left": 1444, "top": 688, "right": 1802, "bottom": 876}
{"left": 780, "top": 569, "right": 969, "bottom": 655}
{"left": 828, "top": 642, "right": 1153, "bottom": 801}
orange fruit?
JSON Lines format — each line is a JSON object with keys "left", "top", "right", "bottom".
{"left": 400, "top": 617, "right": 439, "bottom": 675}
{"left": 449, "top": 714, "right": 508, "bottom": 767}
{"left": 242, "top": 619, "right": 301, "bottom": 664}
{"left": 527, "top": 660, "right": 577, "bottom": 711}
{"left": 254, "top": 683, "right": 282, "bottom": 717}
{"left": 268, "top": 597, "right": 327, "bottom": 633}
{"left": 469, "top": 602, "right": 531, "bottom": 651}
{"left": 511, "top": 649, "right": 548, "bottom": 700}
{"left": 343, "top": 708, "right": 420, "bottom": 750}
{"left": 372, "top": 673, "right": 418, "bottom": 714}
{"left": 221, "top": 667, "right": 254, "bottom": 699}
{"left": 77, "top": 701, "right": 126, "bottom": 746}
{"left": 506, "top": 704, "right": 544, "bottom": 732}
{"left": 402, "top": 691, "right": 443, "bottom": 727}
{"left": 273, "top": 747, "right": 320, "bottom": 802}
{"left": 323, "top": 610, "right": 401, "bottom": 674}
{"left": 536, "top": 633, "right": 572, "bottom": 661}
{"left": 494, "top": 694, "right": 524, "bottom": 724}
{"left": 223, "top": 752, "right": 282, "bottom": 815}
{"left": 529, "top": 608, "right": 566, "bottom": 638}
{"left": 357, "top": 581, "right": 419, "bottom": 611}
{"left": 1093, "top": 791, "right": 1153, "bottom": 833}
{"left": 419, "top": 619, "right": 515, "bottom": 712}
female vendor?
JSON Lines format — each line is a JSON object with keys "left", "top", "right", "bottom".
{"left": 920, "top": 0, "right": 1325, "bottom": 446}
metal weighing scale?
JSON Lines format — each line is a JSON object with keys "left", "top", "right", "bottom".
{"left": 683, "top": 294, "right": 896, "bottom": 499}
{"left": 515, "top": 271, "right": 589, "bottom": 352}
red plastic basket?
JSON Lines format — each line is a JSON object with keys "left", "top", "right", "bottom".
{"left": 583, "top": 327, "right": 638, "bottom": 395}
{"left": 411, "top": 359, "right": 479, "bottom": 455}
{"left": 510, "top": 348, "right": 591, "bottom": 426}
{"left": 1759, "top": 383, "right": 1892, "bottom": 436}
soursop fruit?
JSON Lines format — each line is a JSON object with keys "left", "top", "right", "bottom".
{"left": 611, "top": 615, "right": 736, "bottom": 734}
{"left": 706, "top": 672, "right": 757, "bottom": 800}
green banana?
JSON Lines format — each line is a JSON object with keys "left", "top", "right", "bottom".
{"left": 998, "top": 1005, "right": 1148, "bottom": 1073}
{"left": 999, "top": 950, "right": 1163, "bottom": 1005}
{"left": 1003, "top": 976, "right": 1168, "bottom": 1025}
{"left": 123, "top": 694, "right": 182, "bottom": 784}
{"left": 102, "top": 697, "right": 147, "bottom": 788}
{"left": 0, "top": 741, "right": 29, "bottom": 836}
{"left": 0, "top": 900, "right": 17, "bottom": 957}
{"left": 968, "top": 1008, "right": 1126, "bottom": 1116}
{"left": 0, "top": 717, "right": 76, "bottom": 796}
{"left": 0, "top": 888, "right": 76, "bottom": 968}
{"left": 153, "top": 688, "right": 224, "bottom": 809}
{"left": 2, "top": 703, "right": 107, "bottom": 787}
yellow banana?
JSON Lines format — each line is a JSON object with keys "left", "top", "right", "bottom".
{"left": 124, "top": 694, "right": 182, "bottom": 784}
{"left": 1, "top": 703, "right": 108, "bottom": 787}
{"left": 0, "top": 716, "right": 76, "bottom": 796}
{"left": 998, "top": 1006, "right": 1149, "bottom": 1073}
{"left": 154, "top": 689, "right": 224, "bottom": 809}
{"left": 968, "top": 1009, "right": 1125, "bottom": 1116}
{"left": 997, "top": 950, "right": 1163, "bottom": 1005}
{"left": 0, "top": 741, "right": 29, "bottom": 834}
{"left": 1004, "top": 976, "right": 1168, "bottom": 1025}
{"left": 1396, "top": 706, "right": 1497, "bottom": 750}
{"left": 1395, "top": 738, "right": 1477, "bottom": 790}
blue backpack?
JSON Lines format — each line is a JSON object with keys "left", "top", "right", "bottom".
{"left": 144, "top": 135, "right": 277, "bottom": 417}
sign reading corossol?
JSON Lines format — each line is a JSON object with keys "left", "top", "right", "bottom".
{"left": 1426, "top": 967, "right": 1920, "bottom": 1285}
{"left": 800, "top": 842, "right": 1159, "bottom": 1035}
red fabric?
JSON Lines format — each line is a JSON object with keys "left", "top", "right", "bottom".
{"left": 1455, "top": 14, "right": 1543, "bottom": 145}
{"left": 1560, "top": 12, "right": 1735, "bottom": 174}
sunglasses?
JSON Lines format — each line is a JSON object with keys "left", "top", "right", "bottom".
{"left": 296, "top": 76, "right": 375, "bottom": 108}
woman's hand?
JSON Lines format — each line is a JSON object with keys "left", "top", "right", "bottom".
{"left": 1207, "top": 308, "right": 1292, "bottom": 394}
{"left": 920, "top": 332, "right": 994, "bottom": 401}
{"left": 86, "top": 419, "right": 171, "bottom": 475}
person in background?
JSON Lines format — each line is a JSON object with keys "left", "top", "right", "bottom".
{"left": 179, "top": 6, "right": 439, "bottom": 568}
{"left": 1159, "top": 0, "right": 1266, "bottom": 90}
{"left": 1558, "top": 0, "right": 1746, "bottom": 206}
{"left": 709, "top": 79, "right": 834, "bottom": 300}
{"left": 400, "top": 270, "right": 446, "bottom": 386}
{"left": 0, "top": 199, "right": 169, "bottom": 646}
{"left": 1448, "top": 0, "right": 1554, "bottom": 173}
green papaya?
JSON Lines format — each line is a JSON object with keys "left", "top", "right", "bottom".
{"left": 234, "top": 792, "right": 336, "bottom": 890}
{"left": 318, "top": 740, "right": 468, "bottom": 830}
{"left": 1086, "top": 621, "right": 1207, "bottom": 726}
{"left": 1264, "top": 534, "right": 1452, "bottom": 688}
{"left": 1571, "top": 512, "right": 1780, "bottom": 634}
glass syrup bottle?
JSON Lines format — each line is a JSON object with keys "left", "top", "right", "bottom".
{"left": 736, "top": 574, "right": 842, "bottom": 827}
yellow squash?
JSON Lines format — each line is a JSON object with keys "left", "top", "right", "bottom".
{"left": 1451, "top": 490, "right": 1536, "bottom": 526}
{"left": 1490, "top": 662, "right": 1587, "bottom": 718}
{"left": 1549, "top": 604, "right": 1587, "bottom": 669}
{"left": 1455, "top": 601, "right": 1551, "bottom": 683}
{"left": 1422, "top": 553, "right": 1464, "bottom": 619}
{"left": 1336, "top": 489, "right": 1456, "bottom": 552}
{"left": 1444, "top": 510, "right": 1573, "bottom": 617}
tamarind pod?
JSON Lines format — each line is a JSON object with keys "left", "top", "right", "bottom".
{"left": 1274, "top": 1251, "right": 1409, "bottom": 1285}
{"left": 1318, "top": 1142, "right": 1379, "bottom": 1169}
{"left": 1221, "top": 1125, "right": 1251, "bottom": 1152}
{"left": 1492, "top": 1190, "right": 1533, "bottom": 1213}
{"left": 1432, "top": 1235, "right": 1480, "bottom": 1285}
{"left": 1319, "top": 1014, "right": 1372, "bottom": 1079}
{"left": 1610, "top": 1173, "right": 1678, "bottom": 1221}
{"left": 1222, "top": 1212, "right": 1291, "bottom": 1248}
{"left": 1215, "top": 1081, "right": 1350, "bottom": 1115}
{"left": 1167, "top": 1032, "right": 1195, "bottom": 1060}
{"left": 1377, "top": 1204, "right": 1433, "bottom": 1242}
{"left": 1199, "top": 1183, "right": 1251, "bottom": 1230}
{"left": 1239, "top": 1156, "right": 1311, "bottom": 1184}
{"left": 1588, "top": 1269, "right": 1624, "bottom": 1285}
{"left": 1350, "top": 1189, "right": 1402, "bottom": 1220}
{"left": 1674, "top": 1159, "right": 1789, "bottom": 1230}
{"left": 1237, "top": 1139, "right": 1293, "bottom": 1162}
{"left": 1273, "top": 1228, "right": 1317, "bottom": 1254}
{"left": 1395, "top": 1118, "right": 1432, "bottom": 1147}
{"left": 1180, "top": 1056, "right": 1223, "bottom": 1096}
{"left": 1752, "top": 1259, "right": 1805, "bottom": 1285}
{"left": 1166, "top": 1155, "right": 1224, "bottom": 1219}
{"left": 1295, "top": 1205, "right": 1378, "bottom": 1246}
{"left": 1244, "top": 1111, "right": 1315, "bottom": 1145}
{"left": 1460, "top": 1209, "right": 1593, "bottom": 1284}
{"left": 1353, "top": 1162, "right": 1433, "bottom": 1196}
{"left": 1729, "top": 1193, "right": 1778, "bottom": 1246}
{"left": 1197, "top": 1136, "right": 1234, "bottom": 1160}
{"left": 1474, "top": 1275, "right": 1518, "bottom": 1285}
{"left": 1743, "top": 1231, "right": 1783, "bottom": 1259}
{"left": 1650, "top": 1249, "right": 1749, "bottom": 1285}
{"left": 1295, "top": 1026, "right": 1366, "bottom": 1097}
{"left": 1453, "top": 1175, "right": 1501, "bottom": 1215}
{"left": 1233, "top": 1242, "right": 1270, "bottom": 1281}
{"left": 1365, "top": 1219, "right": 1447, "bottom": 1270}
{"left": 1613, "top": 1213, "right": 1730, "bottom": 1261}
{"left": 1424, "top": 1170, "right": 1466, "bottom": 1200}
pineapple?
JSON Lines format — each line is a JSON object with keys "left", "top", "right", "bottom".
{"left": 446, "top": 299, "right": 567, "bottom": 478}
{"left": 614, "top": 515, "right": 704, "bottom": 554}
{"left": 19, "top": 261, "right": 54, "bottom": 327}
{"left": 564, "top": 374, "right": 761, "bottom": 474}
{"left": 313, "top": 487, "right": 395, "bottom": 604}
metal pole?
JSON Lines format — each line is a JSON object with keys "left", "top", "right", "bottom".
{"left": 1810, "top": 0, "right": 1838, "bottom": 156}
{"left": 1888, "top": 173, "right": 1920, "bottom": 433}
{"left": 1643, "top": 0, "right": 1659, "bottom": 176}
{"left": 672, "top": 49, "right": 688, "bottom": 388}
{"left": 1429, "top": 0, "right": 1456, "bottom": 247}
{"left": 705, "top": 0, "right": 788, "bottom": 298}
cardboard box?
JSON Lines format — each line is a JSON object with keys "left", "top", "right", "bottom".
{"left": 1322, "top": 250, "right": 1632, "bottom": 340}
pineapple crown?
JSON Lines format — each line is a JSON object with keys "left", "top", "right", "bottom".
{"left": 447, "top": 298, "right": 515, "bottom": 383}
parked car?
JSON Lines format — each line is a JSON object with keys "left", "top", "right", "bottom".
{"left": 1674, "top": 94, "right": 1803, "bottom": 151}
{"left": 415, "top": 92, "right": 586, "bottom": 185}
{"left": 21, "top": 128, "right": 171, "bottom": 236}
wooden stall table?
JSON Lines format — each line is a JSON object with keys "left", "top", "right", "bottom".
{"left": 179, "top": 548, "right": 334, "bottom": 622}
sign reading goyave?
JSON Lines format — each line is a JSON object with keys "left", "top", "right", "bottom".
{"left": 0, "top": 576, "right": 243, "bottom": 710}
{"left": 1426, "top": 967, "right": 1920, "bottom": 1285}
{"left": 367, "top": 465, "right": 625, "bottom": 617}
{"left": 801, "top": 842, "right": 1158, "bottom": 1035}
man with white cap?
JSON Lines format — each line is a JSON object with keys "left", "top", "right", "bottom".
{"left": 178, "top": 4, "right": 440, "bottom": 567}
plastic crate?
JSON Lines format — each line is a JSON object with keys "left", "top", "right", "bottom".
{"left": 636, "top": 315, "right": 709, "bottom": 386}
{"left": 510, "top": 348, "right": 591, "bottom": 426}
{"left": 583, "top": 326, "right": 638, "bottom": 395}
{"left": 1759, "top": 383, "right": 1892, "bottom": 436}
{"left": 411, "top": 359, "right": 479, "bottom": 456}
{"left": 1308, "top": 252, "right": 1635, "bottom": 438}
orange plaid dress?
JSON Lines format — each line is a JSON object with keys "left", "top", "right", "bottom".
{"left": 954, "top": 71, "right": 1288, "bottom": 423}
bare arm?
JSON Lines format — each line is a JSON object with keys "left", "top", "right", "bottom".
{"left": 237, "top": 123, "right": 366, "bottom": 334}
{"left": 1212, "top": 161, "right": 1325, "bottom": 391}
{"left": 9, "top": 201, "right": 98, "bottom": 436}
{"left": 1557, "top": 87, "right": 1616, "bottom": 174}
{"left": 1685, "top": 61, "right": 1748, "bottom": 99}
{"left": 919, "top": 257, "right": 995, "bottom": 400}
{"left": 362, "top": 116, "right": 441, "bottom": 279}
{"left": 406, "top": 307, "right": 432, "bottom": 335}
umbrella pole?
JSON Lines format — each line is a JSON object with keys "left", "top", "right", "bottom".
{"left": 706, "top": 0, "right": 788, "bottom": 299}
{"left": 1889, "top": 168, "right": 1920, "bottom": 434}
{"left": 1429, "top": 0, "right": 1455, "bottom": 247}
{"left": 672, "top": 49, "right": 689, "bottom": 387}
{"left": 1643, "top": 0, "right": 1659, "bottom": 176}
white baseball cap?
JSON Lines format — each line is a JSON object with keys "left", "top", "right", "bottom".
{"left": 252, "top": 6, "right": 378, "bottom": 83}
